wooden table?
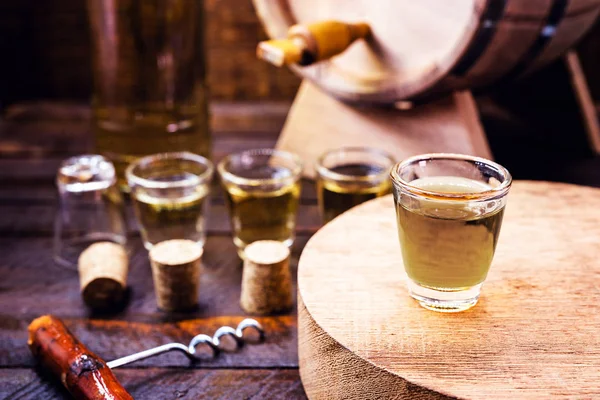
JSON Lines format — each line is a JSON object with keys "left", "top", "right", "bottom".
{"left": 2, "top": 100, "right": 600, "bottom": 399}
{"left": 0, "top": 102, "right": 312, "bottom": 399}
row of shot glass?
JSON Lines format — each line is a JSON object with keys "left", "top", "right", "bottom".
{"left": 54, "top": 150, "right": 512, "bottom": 313}
{"left": 54, "top": 147, "right": 395, "bottom": 266}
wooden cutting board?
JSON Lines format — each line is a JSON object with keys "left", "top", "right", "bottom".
{"left": 297, "top": 181, "right": 600, "bottom": 399}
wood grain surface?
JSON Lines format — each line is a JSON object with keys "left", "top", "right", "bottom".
{"left": 276, "top": 82, "right": 491, "bottom": 178}
{"left": 298, "top": 181, "right": 600, "bottom": 399}
{"left": 1, "top": 368, "right": 305, "bottom": 399}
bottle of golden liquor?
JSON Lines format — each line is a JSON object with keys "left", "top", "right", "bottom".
{"left": 87, "top": 0, "right": 211, "bottom": 189}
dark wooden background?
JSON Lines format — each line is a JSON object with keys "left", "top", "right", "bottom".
{"left": 1, "top": 0, "right": 600, "bottom": 105}
{"left": 0, "top": 0, "right": 301, "bottom": 107}
{"left": 1, "top": 0, "right": 600, "bottom": 183}
{"left": 1, "top": 1, "right": 600, "bottom": 398}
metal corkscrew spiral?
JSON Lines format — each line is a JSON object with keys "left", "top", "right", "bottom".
{"left": 106, "top": 319, "right": 265, "bottom": 369}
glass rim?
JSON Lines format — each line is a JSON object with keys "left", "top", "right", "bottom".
{"left": 57, "top": 154, "right": 117, "bottom": 190}
{"left": 390, "top": 153, "right": 512, "bottom": 200}
{"left": 316, "top": 146, "right": 396, "bottom": 184}
{"left": 217, "top": 148, "right": 303, "bottom": 187}
{"left": 125, "top": 151, "right": 214, "bottom": 190}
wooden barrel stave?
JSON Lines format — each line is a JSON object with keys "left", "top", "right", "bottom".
{"left": 525, "top": 6, "right": 600, "bottom": 74}
{"left": 447, "top": 2, "right": 600, "bottom": 90}
{"left": 426, "top": 0, "right": 600, "bottom": 97}
{"left": 446, "top": 19, "right": 546, "bottom": 90}
{"left": 504, "top": 0, "right": 600, "bottom": 18}
{"left": 253, "top": 0, "right": 292, "bottom": 39}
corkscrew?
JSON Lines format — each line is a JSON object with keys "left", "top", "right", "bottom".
{"left": 106, "top": 318, "right": 265, "bottom": 369}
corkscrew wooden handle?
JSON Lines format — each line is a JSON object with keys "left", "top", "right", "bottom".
{"left": 28, "top": 315, "right": 133, "bottom": 400}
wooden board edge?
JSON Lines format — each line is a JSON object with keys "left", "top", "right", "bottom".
{"left": 297, "top": 292, "right": 453, "bottom": 400}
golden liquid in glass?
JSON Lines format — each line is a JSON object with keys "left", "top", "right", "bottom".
{"left": 223, "top": 176, "right": 300, "bottom": 250}
{"left": 131, "top": 186, "right": 209, "bottom": 249}
{"left": 317, "top": 164, "right": 391, "bottom": 223}
{"left": 94, "top": 108, "right": 210, "bottom": 189}
{"left": 396, "top": 176, "right": 504, "bottom": 289}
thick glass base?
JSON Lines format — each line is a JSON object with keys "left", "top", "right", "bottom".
{"left": 408, "top": 280, "right": 483, "bottom": 312}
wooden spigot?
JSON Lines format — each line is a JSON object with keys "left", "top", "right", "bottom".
{"left": 257, "top": 20, "right": 371, "bottom": 67}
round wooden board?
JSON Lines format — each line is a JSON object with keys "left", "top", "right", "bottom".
{"left": 298, "top": 181, "right": 600, "bottom": 399}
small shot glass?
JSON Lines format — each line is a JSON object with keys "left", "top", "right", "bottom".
{"left": 316, "top": 147, "right": 395, "bottom": 224}
{"left": 217, "top": 149, "right": 303, "bottom": 257}
{"left": 126, "top": 152, "right": 213, "bottom": 250}
{"left": 54, "top": 155, "right": 128, "bottom": 269}
{"left": 390, "top": 153, "right": 512, "bottom": 312}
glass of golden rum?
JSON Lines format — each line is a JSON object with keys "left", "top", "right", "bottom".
{"left": 316, "top": 147, "right": 395, "bottom": 224}
{"left": 390, "top": 153, "right": 512, "bottom": 312}
{"left": 126, "top": 152, "right": 213, "bottom": 250}
{"left": 217, "top": 149, "right": 303, "bottom": 257}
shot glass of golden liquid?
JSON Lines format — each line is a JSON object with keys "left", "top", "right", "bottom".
{"left": 217, "top": 149, "right": 303, "bottom": 257}
{"left": 126, "top": 152, "right": 213, "bottom": 250}
{"left": 390, "top": 154, "right": 512, "bottom": 312}
{"left": 316, "top": 147, "right": 395, "bottom": 224}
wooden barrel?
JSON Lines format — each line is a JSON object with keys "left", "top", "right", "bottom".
{"left": 253, "top": 0, "right": 600, "bottom": 103}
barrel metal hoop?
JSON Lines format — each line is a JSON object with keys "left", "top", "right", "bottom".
{"left": 452, "top": 0, "right": 508, "bottom": 76}
{"left": 494, "top": 0, "right": 569, "bottom": 84}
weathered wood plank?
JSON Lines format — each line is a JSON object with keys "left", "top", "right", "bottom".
{"left": 0, "top": 179, "right": 318, "bottom": 204}
{"left": 0, "top": 202, "right": 321, "bottom": 235}
{"left": 0, "top": 101, "right": 289, "bottom": 158}
{"left": 0, "top": 137, "right": 279, "bottom": 175}
{"left": 0, "top": 235, "right": 307, "bottom": 320}
{"left": 211, "top": 102, "right": 291, "bottom": 134}
{"left": 0, "top": 137, "right": 321, "bottom": 202}
{"left": 0, "top": 101, "right": 289, "bottom": 132}
{"left": 0, "top": 316, "right": 298, "bottom": 369}
{"left": 0, "top": 368, "right": 306, "bottom": 399}
{"left": 0, "top": 234, "right": 308, "bottom": 368}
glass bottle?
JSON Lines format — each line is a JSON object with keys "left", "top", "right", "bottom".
{"left": 87, "top": 0, "right": 211, "bottom": 190}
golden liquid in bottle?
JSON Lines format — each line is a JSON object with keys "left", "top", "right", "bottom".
{"left": 131, "top": 186, "right": 209, "bottom": 250}
{"left": 89, "top": 0, "right": 210, "bottom": 189}
{"left": 317, "top": 164, "right": 391, "bottom": 223}
{"left": 94, "top": 107, "right": 211, "bottom": 189}
{"left": 223, "top": 175, "right": 301, "bottom": 252}
{"left": 396, "top": 176, "right": 504, "bottom": 289}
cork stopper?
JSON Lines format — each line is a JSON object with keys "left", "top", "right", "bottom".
{"left": 78, "top": 242, "right": 128, "bottom": 310}
{"left": 149, "top": 239, "right": 203, "bottom": 312}
{"left": 240, "top": 240, "right": 293, "bottom": 315}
